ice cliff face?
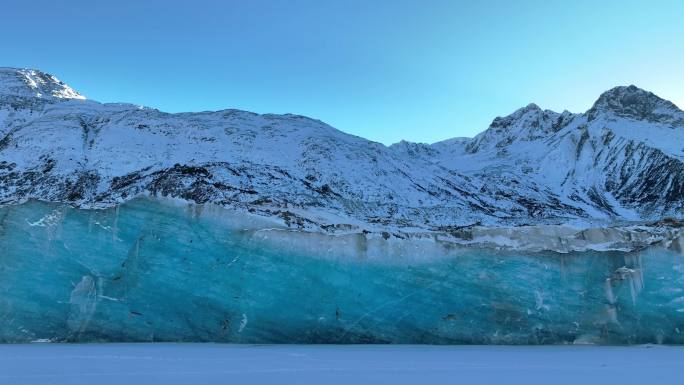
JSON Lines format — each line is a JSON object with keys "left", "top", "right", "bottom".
{"left": 0, "top": 68, "right": 682, "bottom": 238}
{"left": 2, "top": 198, "right": 683, "bottom": 344}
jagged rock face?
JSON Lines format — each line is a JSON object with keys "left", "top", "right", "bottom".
{"left": 587, "top": 85, "right": 683, "bottom": 124}
{"left": 0, "top": 68, "right": 682, "bottom": 232}
{"left": 0, "top": 68, "right": 83, "bottom": 101}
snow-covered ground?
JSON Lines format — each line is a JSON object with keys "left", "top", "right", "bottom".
{"left": 0, "top": 344, "right": 681, "bottom": 385}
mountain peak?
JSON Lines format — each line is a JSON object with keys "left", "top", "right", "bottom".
{"left": 0, "top": 67, "right": 85, "bottom": 100}
{"left": 523, "top": 102, "right": 541, "bottom": 111}
{"left": 587, "top": 85, "right": 680, "bottom": 122}
{"left": 594, "top": 85, "right": 656, "bottom": 104}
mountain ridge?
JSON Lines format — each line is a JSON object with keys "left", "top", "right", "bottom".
{"left": 1, "top": 67, "right": 682, "bottom": 238}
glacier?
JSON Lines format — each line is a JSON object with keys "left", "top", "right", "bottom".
{"left": 2, "top": 67, "right": 684, "bottom": 345}
{"left": 1, "top": 198, "right": 683, "bottom": 344}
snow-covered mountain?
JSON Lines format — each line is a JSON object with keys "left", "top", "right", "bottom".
{"left": 1, "top": 67, "right": 682, "bottom": 234}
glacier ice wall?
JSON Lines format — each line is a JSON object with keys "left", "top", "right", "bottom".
{"left": 0, "top": 198, "right": 683, "bottom": 344}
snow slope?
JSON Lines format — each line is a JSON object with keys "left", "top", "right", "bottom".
{"left": 1, "top": 68, "right": 682, "bottom": 234}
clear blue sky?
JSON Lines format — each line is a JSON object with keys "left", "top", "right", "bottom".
{"left": 2, "top": 0, "right": 683, "bottom": 144}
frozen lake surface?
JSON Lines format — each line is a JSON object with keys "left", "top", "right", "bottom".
{"left": 0, "top": 344, "right": 682, "bottom": 384}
